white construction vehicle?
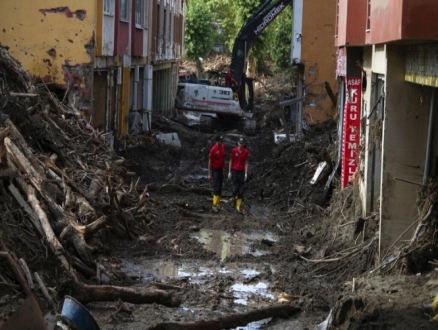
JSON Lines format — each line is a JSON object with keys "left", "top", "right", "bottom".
{"left": 175, "top": 0, "right": 292, "bottom": 134}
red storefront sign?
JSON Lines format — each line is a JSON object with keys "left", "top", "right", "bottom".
{"left": 341, "top": 77, "right": 361, "bottom": 188}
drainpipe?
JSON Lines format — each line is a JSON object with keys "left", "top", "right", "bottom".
{"left": 114, "top": 67, "right": 122, "bottom": 131}
{"left": 143, "top": 64, "right": 153, "bottom": 131}
{"left": 105, "top": 71, "right": 110, "bottom": 132}
{"left": 423, "top": 88, "right": 436, "bottom": 185}
{"left": 133, "top": 65, "right": 139, "bottom": 111}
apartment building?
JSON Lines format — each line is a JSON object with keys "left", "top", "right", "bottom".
{"left": 335, "top": 0, "right": 438, "bottom": 258}
{"left": 0, "top": 0, "right": 185, "bottom": 135}
{"left": 291, "top": 0, "right": 338, "bottom": 132}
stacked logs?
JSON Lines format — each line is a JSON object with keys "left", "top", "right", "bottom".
{"left": 0, "top": 44, "right": 178, "bottom": 310}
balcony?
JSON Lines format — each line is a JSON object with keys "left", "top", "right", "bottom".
{"left": 335, "top": 0, "right": 368, "bottom": 47}
{"left": 369, "top": 0, "right": 438, "bottom": 44}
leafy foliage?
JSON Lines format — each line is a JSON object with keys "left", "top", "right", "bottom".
{"left": 186, "top": 0, "right": 294, "bottom": 78}
{"left": 268, "top": 6, "right": 294, "bottom": 74}
{"left": 184, "top": 0, "right": 215, "bottom": 60}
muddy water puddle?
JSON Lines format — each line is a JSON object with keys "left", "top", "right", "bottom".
{"left": 193, "top": 229, "right": 278, "bottom": 260}
{"left": 119, "top": 230, "right": 278, "bottom": 330}
{"left": 120, "top": 259, "right": 274, "bottom": 329}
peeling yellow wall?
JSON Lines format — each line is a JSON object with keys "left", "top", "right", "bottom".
{"left": 301, "top": 0, "right": 338, "bottom": 124}
{"left": 0, "top": 1, "right": 96, "bottom": 88}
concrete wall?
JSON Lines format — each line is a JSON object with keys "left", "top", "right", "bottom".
{"left": 379, "top": 44, "right": 430, "bottom": 257}
{"left": 301, "top": 0, "right": 338, "bottom": 125}
{"left": 359, "top": 46, "right": 373, "bottom": 214}
{"left": 360, "top": 45, "right": 387, "bottom": 216}
{"left": 369, "top": 0, "right": 403, "bottom": 44}
{"left": 369, "top": 0, "right": 438, "bottom": 44}
{"left": 335, "top": 0, "right": 367, "bottom": 46}
{"left": 291, "top": 0, "right": 303, "bottom": 64}
{"left": 402, "top": 0, "right": 438, "bottom": 40}
{"left": 0, "top": 1, "right": 96, "bottom": 112}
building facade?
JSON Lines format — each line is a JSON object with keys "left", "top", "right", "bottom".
{"left": 292, "top": 0, "right": 339, "bottom": 131}
{"left": 335, "top": 0, "right": 438, "bottom": 258}
{"left": 0, "top": 0, "right": 185, "bottom": 136}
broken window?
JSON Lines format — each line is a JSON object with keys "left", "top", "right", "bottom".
{"left": 120, "top": 0, "right": 129, "bottom": 21}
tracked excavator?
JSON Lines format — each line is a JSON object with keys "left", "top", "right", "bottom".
{"left": 175, "top": 0, "right": 292, "bottom": 134}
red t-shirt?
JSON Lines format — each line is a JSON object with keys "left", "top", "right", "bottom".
{"left": 230, "top": 147, "right": 248, "bottom": 171}
{"left": 209, "top": 144, "right": 225, "bottom": 169}
{"left": 225, "top": 72, "right": 232, "bottom": 87}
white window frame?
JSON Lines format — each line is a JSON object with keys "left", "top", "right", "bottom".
{"left": 335, "top": 0, "right": 339, "bottom": 38}
{"left": 104, "top": 0, "right": 114, "bottom": 16}
{"left": 135, "top": 0, "right": 143, "bottom": 28}
{"left": 120, "top": 0, "right": 129, "bottom": 22}
{"left": 366, "top": 0, "right": 371, "bottom": 32}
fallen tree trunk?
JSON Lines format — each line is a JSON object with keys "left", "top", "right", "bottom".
{"left": 5, "top": 137, "right": 103, "bottom": 268}
{"left": 14, "top": 175, "right": 72, "bottom": 274}
{"left": 6, "top": 121, "right": 46, "bottom": 177}
{"left": 0, "top": 242, "right": 32, "bottom": 297}
{"left": 70, "top": 281, "right": 181, "bottom": 307}
{"left": 146, "top": 304, "right": 301, "bottom": 330}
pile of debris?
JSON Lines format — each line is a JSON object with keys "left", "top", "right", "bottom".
{"left": 0, "top": 45, "right": 178, "bottom": 328}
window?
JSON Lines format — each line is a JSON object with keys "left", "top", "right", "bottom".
{"left": 135, "top": 0, "right": 143, "bottom": 27}
{"left": 335, "top": 0, "right": 339, "bottom": 38}
{"left": 120, "top": 0, "right": 129, "bottom": 21}
{"left": 104, "top": 0, "right": 114, "bottom": 15}
{"left": 366, "top": 0, "right": 371, "bottom": 32}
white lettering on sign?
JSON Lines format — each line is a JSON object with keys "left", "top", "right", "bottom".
{"left": 348, "top": 142, "right": 357, "bottom": 149}
{"left": 341, "top": 77, "right": 362, "bottom": 187}
{"left": 254, "top": 3, "right": 286, "bottom": 35}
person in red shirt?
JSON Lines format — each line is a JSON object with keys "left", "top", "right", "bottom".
{"left": 228, "top": 137, "right": 249, "bottom": 213}
{"left": 225, "top": 71, "right": 232, "bottom": 87}
{"left": 208, "top": 135, "right": 225, "bottom": 212}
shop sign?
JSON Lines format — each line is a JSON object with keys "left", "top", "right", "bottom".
{"left": 341, "top": 77, "right": 361, "bottom": 187}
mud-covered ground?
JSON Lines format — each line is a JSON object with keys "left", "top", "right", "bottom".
{"left": 82, "top": 117, "right": 438, "bottom": 330}
{"left": 1, "top": 50, "right": 437, "bottom": 330}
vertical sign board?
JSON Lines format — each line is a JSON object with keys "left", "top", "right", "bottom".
{"left": 341, "top": 77, "right": 361, "bottom": 187}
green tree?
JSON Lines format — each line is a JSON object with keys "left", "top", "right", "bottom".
{"left": 214, "top": 0, "right": 292, "bottom": 74}
{"left": 205, "top": 0, "right": 239, "bottom": 53}
{"left": 184, "top": 0, "right": 215, "bottom": 61}
{"left": 268, "top": 6, "right": 294, "bottom": 74}
{"left": 188, "top": 0, "right": 293, "bottom": 77}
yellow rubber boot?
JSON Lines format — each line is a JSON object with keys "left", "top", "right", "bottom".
{"left": 236, "top": 198, "right": 242, "bottom": 212}
{"left": 422, "top": 293, "right": 438, "bottom": 321}
{"left": 432, "top": 293, "right": 438, "bottom": 314}
{"left": 212, "top": 195, "right": 219, "bottom": 212}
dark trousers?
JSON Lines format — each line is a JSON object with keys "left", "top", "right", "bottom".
{"left": 212, "top": 168, "right": 223, "bottom": 195}
{"left": 231, "top": 169, "right": 245, "bottom": 198}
